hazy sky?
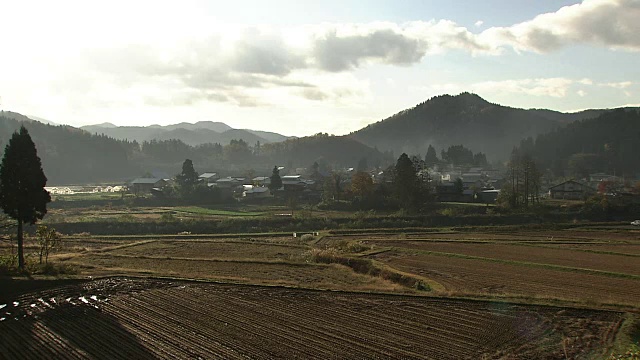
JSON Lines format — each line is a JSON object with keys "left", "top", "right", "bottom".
{"left": 1, "top": 0, "right": 639, "bottom": 136}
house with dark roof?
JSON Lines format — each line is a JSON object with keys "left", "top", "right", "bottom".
{"left": 199, "top": 172, "right": 219, "bottom": 184}
{"left": 548, "top": 180, "right": 595, "bottom": 200}
{"left": 130, "top": 178, "right": 167, "bottom": 195}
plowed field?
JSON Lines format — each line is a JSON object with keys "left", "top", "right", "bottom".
{"left": 371, "top": 251, "right": 640, "bottom": 305}
{"left": 0, "top": 278, "right": 625, "bottom": 359}
{"left": 367, "top": 241, "right": 640, "bottom": 275}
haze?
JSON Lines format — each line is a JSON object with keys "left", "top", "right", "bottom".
{"left": 1, "top": 0, "right": 639, "bottom": 136}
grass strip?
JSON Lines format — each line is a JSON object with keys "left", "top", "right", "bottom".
{"left": 173, "top": 206, "right": 264, "bottom": 216}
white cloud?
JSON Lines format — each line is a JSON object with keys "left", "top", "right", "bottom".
{"left": 469, "top": 78, "right": 575, "bottom": 98}
{"left": 577, "top": 90, "right": 587, "bottom": 97}
{"left": 601, "top": 81, "right": 633, "bottom": 89}
{"left": 1, "top": 1, "right": 639, "bottom": 134}
{"left": 481, "top": 0, "right": 640, "bottom": 53}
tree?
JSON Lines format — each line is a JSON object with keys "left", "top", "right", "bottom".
{"left": 453, "top": 178, "right": 464, "bottom": 195}
{"left": 268, "top": 166, "right": 282, "bottom": 194}
{"left": 394, "top": 153, "right": 419, "bottom": 210}
{"left": 424, "top": 145, "right": 438, "bottom": 167}
{"left": 36, "top": 225, "right": 62, "bottom": 265}
{"left": 351, "top": 171, "right": 374, "bottom": 199}
{"left": 322, "top": 171, "right": 344, "bottom": 202}
{"left": 176, "top": 159, "right": 199, "bottom": 187}
{"left": 499, "top": 151, "right": 541, "bottom": 209}
{"left": 0, "top": 126, "right": 51, "bottom": 269}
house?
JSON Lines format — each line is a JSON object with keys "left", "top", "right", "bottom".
{"left": 243, "top": 186, "right": 271, "bottom": 199}
{"left": 477, "top": 189, "right": 500, "bottom": 203}
{"left": 548, "top": 180, "right": 596, "bottom": 200}
{"left": 252, "top": 176, "right": 271, "bottom": 186}
{"left": 215, "top": 177, "right": 244, "bottom": 188}
{"left": 461, "top": 173, "right": 486, "bottom": 189}
{"left": 199, "top": 172, "right": 219, "bottom": 184}
{"left": 589, "top": 173, "right": 619, "bottom": 183}
{"left": 130, "top": 178, "right": 167, "bottom": 195}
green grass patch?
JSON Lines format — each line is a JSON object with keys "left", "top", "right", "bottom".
{"left": 52, "top": 193, "right": 127, "bottom": 201}
{"left": 173, "top": 206, "right": 265, "bottom": 216}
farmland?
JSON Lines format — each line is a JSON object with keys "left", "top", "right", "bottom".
{"left": 0, "top": 277, "right": 628, "bottom": 359}
{"left": 2, "top": 224, "right": 640, "bottom": 358}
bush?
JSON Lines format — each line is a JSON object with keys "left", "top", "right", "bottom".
{"left": 28, "top": 262, "right": 78, "bottom": 276}
{"left": 307, "top": 249, "right": 430, "bottom": 291}
{"left": 300, "top": 234, "right": 315, "bottom": 242}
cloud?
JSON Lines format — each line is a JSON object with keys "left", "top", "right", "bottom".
{"left": 470, "top": 78, "right": 575, "bottom": 98}
{"left": 300, "top": 88, "right": 329, "bottom": 101}
{"left": 229, "top": 29, "right": 306, "bottom": 76}
{"left": 601, "top": 81, "right": 633, "bottom": 89}
{"left": 7, "top": 1, "right": 639, "bottom": 117}
{"left": 312, "top": 27, "right": 425, "bottom": 71}
{"left": 482, "top": 0, "right": 640, "bottom": 52}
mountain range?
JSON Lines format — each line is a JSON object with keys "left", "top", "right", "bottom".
{"left": 80, "top": 121, "right": 289, "bottom": 146}
{"left": 2, "top": 93, "right": 638, "bottom": 184}
{"left": 349, "top": 92, "right": 637, "bottom": 160}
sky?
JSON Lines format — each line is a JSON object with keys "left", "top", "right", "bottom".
{"left": 1, "top": 0, "right": 639, "bottom": 136}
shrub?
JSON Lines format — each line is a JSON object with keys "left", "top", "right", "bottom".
{"left": 28, "top": 262, "right": 78, "bottom": 276}
{"left": 300, "top": 234, "right": 315, "bottom": 242}
{"left": 160, "top": 212, "right": 176, "bottom": 222}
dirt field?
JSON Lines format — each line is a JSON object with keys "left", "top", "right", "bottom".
{"left": 371, "top": 250, "right": 640, "bottom": 306}
{"left": 366, "top": 241, "right": 640, "bottom": 276}
{"left": 0, "top": 277, "right": 626, "bottom": 359}
{"left": 312, "top": 228, "right": 640, "bottom": 308}
{"left": 73, "top": 253, "right": 403, "bottom": 292}
{"left": 109, "top": 240, "right": 308, "bottom": 261}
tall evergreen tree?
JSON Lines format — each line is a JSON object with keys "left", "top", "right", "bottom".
{"left": 394, "top": 153, "right": 418, "bottom": 210}
{"left": 0, "top": 126, "right": 51, "bottom": 269}
{"left": 424, "top": 145, "right": 438, "bottom": 167}
{"left": 268, "top": 166, "right": 282, "bottom": 193}
{"left": 176, "top": 159, "right": 199, "bottom": 187}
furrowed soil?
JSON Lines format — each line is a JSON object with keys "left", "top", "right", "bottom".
{"left": 73, "top": 253, "right": 402, "bottom": 292}
{"left": 367, "top": 241, "right": 640, "bottom": 276}
{"left": 371, "top": 250, "right": 640, "bottom": 306}
{"left": 0, "top": 277, "right": 626, "bottom": 359}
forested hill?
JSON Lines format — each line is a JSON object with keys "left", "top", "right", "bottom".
{"left": 81, "top": 121, "right": 290, "bottom": 146}
{"left": 0, "top": 114, "right": 389, "bottom": 185}
{"left": 0, "top": 114, "right": 140, "bottom": 185}
{"left": 349, "top": 93, "right": 625, "bottom": 161}
{"left": 517, "top": 109, "right": 640, "bottom": 178}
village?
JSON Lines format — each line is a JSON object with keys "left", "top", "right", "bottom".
{"left": 45, "top": 163, "right": 640, "bottom": 207}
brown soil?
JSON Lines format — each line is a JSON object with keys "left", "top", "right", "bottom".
{"left": 371, "top": 251, "right": 640, "bottom": 306}
{"left": 72, "top": 254, "right": 402, "bottom": 292}
{"left": 110, "top": 240, "right": 308, "bottom": 261}
{"left": 367, "top": 241, "right": 640, "bottom": 276}
{"left": 0, "top": 277, "right": 624, "bottom": 359}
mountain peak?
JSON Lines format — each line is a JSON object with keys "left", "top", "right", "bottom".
{"left": 421, "top": 92, "right": 490, "bottom": 109}
{"left": 93, "top": 122, "right": 117, "bottom": 128}
{"left": 455, "top": 92, "right": 489, "bottom": 104}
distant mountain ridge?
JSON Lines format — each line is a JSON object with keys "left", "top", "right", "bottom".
{"left": 81, "top": 121, "right": 290, "bottom": 146}
{"left": 349, "top": 93, "right": 638, "bottom": 161}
